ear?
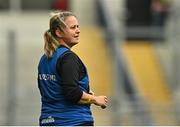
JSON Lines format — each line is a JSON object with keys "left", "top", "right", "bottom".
{"left": 55, "top": 29, "right": 63, "bottom": 38}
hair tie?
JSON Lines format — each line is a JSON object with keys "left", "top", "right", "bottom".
{"left": 47, "top": 29, "right": 52, "bottom": 36}
{"left": 48, "top": 29, "right": 51, "bottom": 33}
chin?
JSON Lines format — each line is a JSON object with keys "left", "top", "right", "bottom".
{"left": 73, "top": 41, "right": 79, "bottom": 44}
{"left": 70, "top": 42, "right": 78, "bottom": 47}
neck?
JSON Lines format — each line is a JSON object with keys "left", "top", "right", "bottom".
{"left": 59, "top": 40, "right": 72, "bottom": 49}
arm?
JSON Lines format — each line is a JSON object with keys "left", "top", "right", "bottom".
{"left": 56, "top": 52, "right": 83, "bottom": 103}
{"left": 57, "top": 51, "right": 108, "bottom": 108}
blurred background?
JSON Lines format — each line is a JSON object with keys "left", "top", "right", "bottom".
{"left": 0, "top": 0, "right": 180, "bottom": 125}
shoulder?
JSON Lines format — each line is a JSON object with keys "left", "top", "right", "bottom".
{"left": 56, "top": 50, "right": 80, "bottom": 74}
{"left": 61, "top": 50, "right": 79, "bottom": 61}
{"left": 57, "top": 50, "right": 80, "bottom": 66}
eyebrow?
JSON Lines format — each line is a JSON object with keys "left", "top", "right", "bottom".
{"left": 69, "top": 24, "right": 79, "bottom": 28}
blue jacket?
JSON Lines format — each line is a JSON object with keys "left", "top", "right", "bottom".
{"left": 38, "top": 47, "right": 94, "bottom": 126}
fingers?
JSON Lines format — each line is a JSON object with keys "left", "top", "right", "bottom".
{"left": 104, "top": 96, "right": 108, "bottom": 103}
{"left": 101, "top": 96, "right": 108, "bottom": 109}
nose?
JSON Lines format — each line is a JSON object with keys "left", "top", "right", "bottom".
{"left": 76, "top": 27, "right": 80, "bottom": 34}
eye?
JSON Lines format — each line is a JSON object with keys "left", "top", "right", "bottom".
{"left": 70, "top": 25, "right": 76, "bottom": 29}
{"left": 70, "top": 25, "right": 79, "bottom": 29}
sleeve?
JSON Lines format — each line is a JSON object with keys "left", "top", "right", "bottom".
{"left": 56, "top": 52, "right": 83, "bottom": 103}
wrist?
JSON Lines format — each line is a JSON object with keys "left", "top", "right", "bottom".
{"left": 90, "top": 95, "right": 96, "bottom": 104}
{"left": 87, "top": 95, "right": 96, "bottom": 104}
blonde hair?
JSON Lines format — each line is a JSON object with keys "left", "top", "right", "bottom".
{"left": 44, "top": 10, "right": 76, "bottom": 58}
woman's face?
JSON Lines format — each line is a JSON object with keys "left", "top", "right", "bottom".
{"left": 62, "top": 16, "right": 80, "bottom": 47}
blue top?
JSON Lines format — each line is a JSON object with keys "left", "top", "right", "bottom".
{"left": 38, "top": 47, "right": 94, "bottom": 126}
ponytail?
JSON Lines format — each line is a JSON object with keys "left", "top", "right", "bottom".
{"left": 44, "top": 30, "right": 60, "bottom": 58}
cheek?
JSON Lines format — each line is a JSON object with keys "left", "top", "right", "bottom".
{"left": 65, "top": 30, "right": 73, "bottom": 37}
{"left": 63, "top": 30, "right": 75, "bottom": 41}
{"left": 64, "top": 34, "right": 73, "bottom": 42}
{"left": 69, "top": 30, "right": 74, "bottom": 36}
{"left": 67, "top": 34, "right": 74, "bottom": 40}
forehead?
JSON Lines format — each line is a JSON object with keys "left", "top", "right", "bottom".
{"left": 65, "top": 16, "right": 79, "bottom": 26}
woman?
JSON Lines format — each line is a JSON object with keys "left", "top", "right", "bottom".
{"left": 37, "top": 10, "right": 108, "bottom": 126}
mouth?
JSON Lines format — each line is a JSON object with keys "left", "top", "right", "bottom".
{"left": 74, "top": 35, "right": 79, "bottom": 39}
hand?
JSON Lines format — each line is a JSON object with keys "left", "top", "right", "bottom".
{"left": 93, "top": 96, "right": 108, "bottom": 109}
